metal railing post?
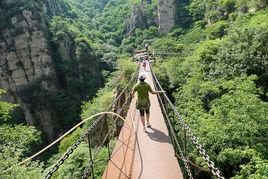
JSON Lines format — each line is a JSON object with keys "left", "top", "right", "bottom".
{"left": 172, "top": 110, "right": 177, "bottom": 157}
{"left": 106, "top": 114, "right": 111, "bottom": 161}
{"left": 87, "top": 134, "right": 95, "bottom": 179}
{"left": 107, "top": 140, "right": 111, "bottom": 161}
{"left": 184, "top": 129, "right": 187, "bottom": 156}
{"left": 183, "top": 128, "right": 187, "bottom": 179}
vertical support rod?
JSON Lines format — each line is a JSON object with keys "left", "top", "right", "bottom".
{"left": 87, "top": 134, "right": 95, "bottom": 179}
{"left": 105, "top": 114, "right": 111, "bottom": 161}
{"left": 172, "top": 135, "right": 176, "bottom": 157}
{"left": 183, "top": 128, "right": 187, "bottom": 179}
{"left": 172, "top": 109, "right": 175, "bottom": 124}
{"left": 162, "top": 94, "right": 165, "bottom": 108}
{"left": 107, "top": 139, "right": 111, "bottom": 161}
{"left": 184, "top": 129, "right": 187, "bottom": 156}
{"left": 171, "top": 110, "right": 177, "bottom": 157}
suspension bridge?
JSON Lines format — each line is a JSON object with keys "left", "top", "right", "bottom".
{"left": 5, "top": 60, "right": 224, "bottom": 179}
{"left": 102, "top": 65, "right": 182, "bottom": 178}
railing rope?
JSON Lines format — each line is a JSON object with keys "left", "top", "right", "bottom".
{"left": 0, "top": 64, "right": 139, "bottom": 178}
{"left": 86, "top": 135, "right": 94, "bottom": 179}
{"left": 150, "top": 63, "right": 224, "bottom": 179}
{"left": 46, "top": 65, "right": 139, "bottom": 178}
{"left": 157, "top": 90, "right": 194, "bottom": 179}
{"left": 43, "top": 112, "right": 126, "bottom": 179}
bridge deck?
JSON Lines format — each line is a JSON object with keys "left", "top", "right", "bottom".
{"left": 102, "top": 65, "right": 183, "bottom": 179}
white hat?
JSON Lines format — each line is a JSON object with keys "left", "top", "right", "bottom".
{"left": 138, "top": 73, "right": 146, "bottom": 80}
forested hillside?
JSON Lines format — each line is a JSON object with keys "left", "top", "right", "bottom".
{"left": 0, "top": 0, "right": 134, "bottom": 177}
{"left": 152, "top": 0, "right": 268, "bottom": 178}
{"left": 0, "top": 0, "right": 268, "bottom": 178}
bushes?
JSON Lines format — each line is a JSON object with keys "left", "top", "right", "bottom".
{"left": 189, "top": 0, "right": 267, "bottom": 27}
{"left": 0, "top": 95, "right": 43, "bottom": 177}
{"left": 237, "top": 156, "right": 268, "bottom": 178}
{"left": 208, "top": 25, "right": 268, "bottom": 81}
{"left": 189, "top": 0, "right": 206, "bottom": 21}
{"left": 205, "top": 20, "right": 229, "bottom": 39}
{"left": 152, "top": 7, "right": 268, "bottom": 178}
{"left": 49, "top": 142, "right": 111, "bottom": 178}
{"left": 117, "top": 58, "right": 137, "bottom": 87}
{"left": 0, "top": 102, "right": 16, "bottom": 122}
{"left": 121, "top": 26, "right": 159, "bottom": 53}
{"left": 220, "top": 0, "right": 236, "bottom": 13}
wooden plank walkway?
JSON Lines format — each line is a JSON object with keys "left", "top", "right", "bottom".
{"left": 102, "top": 65, "right": 183, "bottom": 179}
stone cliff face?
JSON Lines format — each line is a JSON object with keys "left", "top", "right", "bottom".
{"left": 127, "top": 1, "right": 158, "bottom": 36}
{"left": 127, "top": 4, "right": 147, "bottom": 35}
{"left": 0, "top": 0, "right": 103, "bottom": 141}
{"left": 157, "top": 0, "right": 176, "bottom": 34}
{"left": 0, "top": 0, "right": 57, "bottom": 140}
{"left": 127, "top": 0, "right": 176, "bottom": 35}
{"left": 51, "top": 31, "right": 103, "bottom": 98}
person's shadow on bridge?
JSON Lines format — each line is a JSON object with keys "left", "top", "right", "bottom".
{"left": 146, "top": 127, "right": 171, "bottom": 144}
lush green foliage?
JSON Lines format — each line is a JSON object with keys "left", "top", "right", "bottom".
{"left": 0, "top": 90, "right": 43, "bottom": 178}
{"left": 2, "top": 0, "right": 268, "bottom": 178}
{"left": 189, "top": 0, "right": 267, "bottom": 22}
{"left": 120, "top": 0, "right": 159, "bottom": 53}
{"left": 153, "top": 6, "right": 268, "bottom": 177}
{"left": 53, "top": 0, "right": 133, "bottom": 70}
{"left": 46, "top": 142, "right": 111, "bottom": 179}
{"left": 1, "top": 0, "right": 134, "bottom": 177}
{"left": 53, "top": 58, "right": 136, "bottom": 177}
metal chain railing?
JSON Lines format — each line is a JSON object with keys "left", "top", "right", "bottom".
{"left": 45, "top": 65, "right": 139, "bottom": 179}
{"left": 150, "top": 65, "right": 224, "bottom": 179}
{"left": 82, "top": 120, "right": 116, "bottom": 178}
{"left": 82, "top": 86, "right": 135, "bottom": 178}
{"left": 45, "top": 112, "right": 119, "bottom": 179}
{"left": 156, "top": 90, "right": 193, "bottom": 179}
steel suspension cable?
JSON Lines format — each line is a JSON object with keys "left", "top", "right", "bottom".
{"left": 2, "top": 64, "right": 139, "bottom": 177}
{"left": 150, "top": 65, "right": 224, "bottom": 179}
{"left": 3, "top": 112, "right": 125, "bottom": 174}
{"left": 156, "top": 92, "right": 194, "bottom": 179}
{"left": 154, "top": 80, "right": 209, "bottom": 174}
{"left": 82, "top": 89, "right": 137, "bottom": 178}
{"left": 45, "top": 64, "right": 139, "bottom": 178}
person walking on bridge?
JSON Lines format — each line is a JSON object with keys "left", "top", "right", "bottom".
{"left": 142, "top": 59, "right": 147, "bottom": 71}
{"left": 132, "top": 73, "right": 165, "bottom": 132}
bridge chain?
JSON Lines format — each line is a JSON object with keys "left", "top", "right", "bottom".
{"left": 82, "top": 91, "right": 133, "bottom": 178}
{"left": 82, "top": 122, "right": 115, "bottom": 178}
{"left": 156, "top": 93, "right": 193, "bottom": 179}
{"left": 151, "top": 66, "right": 224, "bottom": 179}
{"left": 45, "top": 65, "right": 139, "bottom": 179}
{"left": 45, "top": 118, "right": 102, "bottom": 179}
{"left": 173, "top": 111, "right": 224, "bottom": 179}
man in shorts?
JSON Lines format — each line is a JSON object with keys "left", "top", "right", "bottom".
{"left": 132, "top": 73, "right": 165, "bottom": 132}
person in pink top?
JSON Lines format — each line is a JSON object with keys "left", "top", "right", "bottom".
{"left": 142, "top": 60, "right": 147, "bottom": 71}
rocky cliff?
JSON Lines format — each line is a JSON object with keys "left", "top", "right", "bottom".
{"left": 45, "top": 0, "right": 62, "bottom": 16}
{"left": 127, "top": 4, "right": 147, "bottom": 35}
{"left": 0, "top": 0, "right": 58, "bottom": 140}
{"left": 127, "top": 1, "right": 158, "bottom": 36}
{"left": 157, "top": 0, "right": 176, "bottom": 34}
{"left": 127, "top": 0, "right": 176, "bottom": 35}
{"left": 0, "top": 0, "right": 103, "bottom": 141}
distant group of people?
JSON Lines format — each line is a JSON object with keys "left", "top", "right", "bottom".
{"left": 142, "top": 57, "right": 148, "bottom": 71}
{"left": 141, "top": 52, "right": 155, "bottom": 72}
